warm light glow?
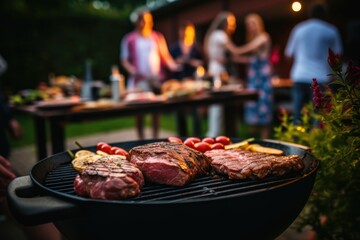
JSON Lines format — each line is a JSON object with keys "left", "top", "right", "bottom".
{"left": 196, "top": 66, "right": 205, "bottom": 79}
{"left": 142, "top": 12, "right": 154, "bottom": 36}
{"left": 227, "top": 15, "right": 237, "bottom": 33}
{"left": 292, "top": 1, "right": 302, "bottom": 12}
{"left": 183, "top": 25, "right": 195, "bottom": 46}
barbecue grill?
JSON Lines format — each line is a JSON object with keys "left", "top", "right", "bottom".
{"left": 7, "top": 139, "right": 319, "bottom": 240}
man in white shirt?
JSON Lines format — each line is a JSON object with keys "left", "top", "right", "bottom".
{"left": 284, "top": 3, "right": 343, "bottom": 124}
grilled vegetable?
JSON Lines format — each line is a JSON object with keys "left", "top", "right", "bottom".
{"left": 71, "top": 154, "right": 102, "bottom": 172}
{"left": 246, "top": 144, "right": 284, "bottom": 155}
{"left": 75, "top": 149, "right": 95, "bottom": 158}
{"left": 225, "top": 138, "right": 254, "bottom": 150}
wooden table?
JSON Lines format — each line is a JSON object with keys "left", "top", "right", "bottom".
{"left": 12, "top": 89, "right": 258, "bottom": 160}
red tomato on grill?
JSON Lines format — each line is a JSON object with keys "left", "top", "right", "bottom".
{"left": 183, "top": 138, "right": 196, "bottom": 149}
{"left": 194, "top": 142, "right": 212, "bottom": 153}
{"left": 97, "top": 142, "right": 112, "bottom": 153}
{"left": 215, "top": 136, "right": 231, "bottom": 146}
{"left": 211, "top": 142, "right": 225, "bottom": 150}
{"left": 202, "top": 137, "right": 215, "bottom": 144}
{"left": 96, "top": 141, "right": 108, "bottom": 151}
{"left": 110, "top": 146, "right": 128, "bottom": 156}
{"left": 100, "top": 144, "right": 112, "bottom": 154}
{"left": 168, "top": 136, "right": 183, "bottom": 143}
{"left": 184, "top": 137, "right": 201, "bottom": 144}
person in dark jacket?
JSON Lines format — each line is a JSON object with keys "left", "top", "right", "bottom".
{"left": 0, "top": 54, "right": 22, "bottom": 159}
{"left": 169, "top": 21, "right": 204, "bottom": 136}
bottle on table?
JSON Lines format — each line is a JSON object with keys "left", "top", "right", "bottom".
{"left": 110, "top": 65, "right": 125, "bottom": 102}
{"left": 81, "top": 60, "right": 93, "bottom": 100}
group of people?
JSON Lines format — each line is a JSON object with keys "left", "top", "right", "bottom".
{"left": 119, "top": 2, "right": 343, "bottom": 140}
{"left": 120, "top": 8, "right": 275, "bottom": 140}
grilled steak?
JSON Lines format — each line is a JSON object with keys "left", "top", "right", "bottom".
{"left": 204, "top": 149, "right": 304, "bottom": 179}
{"left": 73, "top": 155, "right": 144, "bottom": 200}
{"left": 128, "top": 141, "right": 211, "bottom": 186}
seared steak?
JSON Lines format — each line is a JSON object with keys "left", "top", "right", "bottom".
{"left": 73, "top": 155, "right": 144, "bottom": 200}
{"left": 204, "top": 149, "right": 304, "bottom": 179}
{"left": 128, "top": 141, "right": 211, "bottom": 186}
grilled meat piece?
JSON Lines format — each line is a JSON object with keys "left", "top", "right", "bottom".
{"left": 73, "top": 155, "right": 144, "bottom": 200}
{"left": 204, "top": 149, "right": 304, "bottom": 179}
{"left": 128, "top": 141, "right": 211, "bottom": 186}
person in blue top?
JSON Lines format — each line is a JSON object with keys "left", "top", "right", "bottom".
{"left": 284, "top": 3, "right": 343, "bottom": 125}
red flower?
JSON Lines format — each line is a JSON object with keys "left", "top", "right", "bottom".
{"left": 270, "top": 46, "right": 281, "bottom": 66}
{"left": 311, "top": 78, "right": 332, "bottom": 112}
{"left": 327, "top": 48, "right": 342, "bottom": 72}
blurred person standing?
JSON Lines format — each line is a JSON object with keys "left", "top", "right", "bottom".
{"left": 284, "top": 3, "right": 343, "bottom": 125}
{"left": 169, "top": 21, "right": 204, "bottom": 136}
{"left": 169, "top": 21, "right": 204, "bottom": 81}
{"left": 0, "top": 53, "right": 22, "bottom": 159}
{"left": 232, "top": 13, "right": 273, "bottom": 139}
{"left": 203, "top": 11, "right": 241, "bottom": 137}
{"left": 120, "top": 8, "right": 179, "bottom": 139}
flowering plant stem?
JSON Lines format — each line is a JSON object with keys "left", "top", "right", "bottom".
{"left": 274, "top": 49, "right": 360, "bottom": 239}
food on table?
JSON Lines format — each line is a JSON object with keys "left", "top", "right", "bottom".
{"left": 128, "top": 141, "right": 211, "bottom": 186}
{"left": 204, "top": 149, "right": 304, "bottom": 180}
{"left": 124, "top": 91, "right": 161, "bottom": 103}
{"left": 160, "top": 79, "right": 197, "bottom": 99}
{"left": 73, "top": 155, "right": 144, "bottom": 200}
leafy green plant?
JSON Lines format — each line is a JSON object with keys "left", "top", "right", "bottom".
{"left": 274, "top": 49, "right": 360, "bottom": 239}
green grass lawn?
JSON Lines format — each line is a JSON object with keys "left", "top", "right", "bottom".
{"left": 9, "top": 111, "right": 270, "bottom": 149}
{"left": 9, "top": 112, "right": 207, "bottom": 148}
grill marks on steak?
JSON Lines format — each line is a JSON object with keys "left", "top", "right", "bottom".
{"left": 73, "top": 155, "right": 144, "bottom": 200}
{"left": 204, "top": 149, "right": 304, "bottom": 180}
{"left": 128, "top": 142, "right": 211, "bottom": 186}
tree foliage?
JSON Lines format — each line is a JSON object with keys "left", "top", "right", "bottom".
{"left": 0, "top": 0, "right": 146, "bottom": 93}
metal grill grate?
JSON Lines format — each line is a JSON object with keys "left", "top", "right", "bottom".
{"left": 43, "top": 162, "right": 302, "bottom": 203}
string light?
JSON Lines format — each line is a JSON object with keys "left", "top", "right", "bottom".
{"left": 292, "top": 1, "right": 302, "bottom": 12}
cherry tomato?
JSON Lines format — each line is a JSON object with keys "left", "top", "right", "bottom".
{"left": 168, "top": 136, "right": 183, "bottom": 143}
{"left": 194, "top": 142, "right": 212, "bottom": 153}
{"left": 96, "top": 141, "right": 108, "bottom": 151}
{"left": 100, "top": 143, "right": 112, "bottom": 154}
{"left": 211, "top": 142, "right": 225, "bottom": 150}
{"left": 184, "top": 137, "right": 201, "bottom": 144}
{"left": 114, "top": 148, "right": 128, "bottom": 156}
{"left": 202, "top": 137, "right": 215, "bottom": 145}
{"left": 183, "top": 139, "right": 196, "bottom": 149}
{"left": 110, "top": 146, "right": 128, "bottom": 156}
{"left": 215, "top": 136, "right": 231, "bottom": 146}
